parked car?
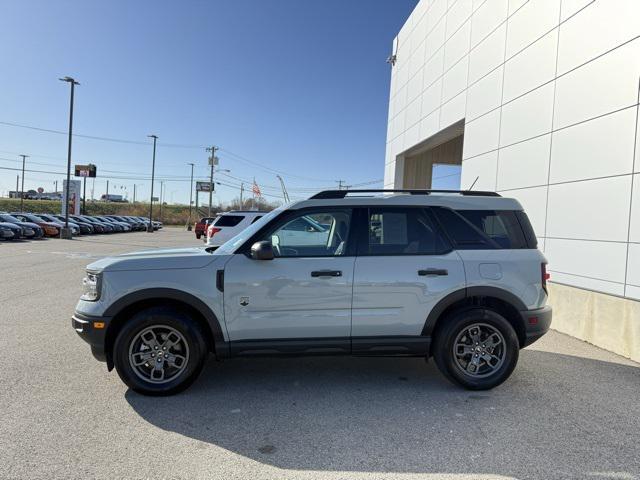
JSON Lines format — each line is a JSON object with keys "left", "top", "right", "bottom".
{"left": 107, "top": 215, "right": 145, "bottom": 231}
{"left": 205, "top": 211, "right": 264, "bottom": 246}
{"left": 51, "top": 214, "right": 94, "bottom": 235}
{"left": 194, "top": 216, "right": 217, "bottom": 239}
{"left": 0, "top": 221, "right": 22, "bottom": 240}
{"left": 79, "top": 216, "right": 113, "bottom": 233}
{"left": 67, "top": 215, "right": 97, "bottom": 234}
{"left": 72, "top": 189, "right": 552, "bottom": 396}
{"left": 37, "top": 214, "right": 81, "bottom": 236}
{"left": 96, "top": 216, "right": 130, "bottom": 232}
{"left": 10, "top": 213, "right": 60, "bottom": 237}
{"left": 0, "top": 213, "right": 44, "bottom": 239}
{"left": 135, "top": 216, "right": 161, "bottom": 231}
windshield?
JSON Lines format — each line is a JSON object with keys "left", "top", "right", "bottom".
{"left": 213, "top": 207, "right": 285, "bottom": 256}
{"left": 22, "top": 214, "right": 43, "bottom": 222}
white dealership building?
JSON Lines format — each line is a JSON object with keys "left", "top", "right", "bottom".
{"left": 384, "top": 0, "right": 640, "bottom": 360}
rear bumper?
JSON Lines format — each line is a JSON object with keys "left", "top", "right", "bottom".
{"left": 72, "top": 311, "right": 111, "bottom": 362}
{"left": 520, "top": 305, "right": 552, "bottom": 347}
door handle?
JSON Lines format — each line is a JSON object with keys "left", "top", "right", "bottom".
{"left": 311, "top": 270, "right": 342, "bottom": 277}
{"left": 418, "top": 268, "right": 448, "bottom": 276}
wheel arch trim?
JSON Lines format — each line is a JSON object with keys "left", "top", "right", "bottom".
{"left": 422, "top": 286, "right": 527, "bottom": 336}
{"left": 103, "top": 288, "right": 229, "bottom": 359}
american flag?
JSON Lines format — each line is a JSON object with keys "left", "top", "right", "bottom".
{"left": 252, "top": 179, "right": 261, "bottom": 197}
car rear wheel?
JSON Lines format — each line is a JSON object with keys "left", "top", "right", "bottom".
{"left": 433, "top": 308, "right": 519, "bottom": 390}
{"left": 113, "top": 306, "right": 208, "bottom": 396}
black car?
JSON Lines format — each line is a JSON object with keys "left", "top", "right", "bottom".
{"left": 80, "top": 216, "right": 114, "bottom": 233}
{"left": 108, "top": 215, "right": 144, "bottom": 231}
{"left": 52, "top": 214, "right": 94, "bottom": 234}
{"left": 0, "top": 213, "right": 44, "bottom": 239}
{"left": 0, "top": 221, "right": 22, "bottom": 240}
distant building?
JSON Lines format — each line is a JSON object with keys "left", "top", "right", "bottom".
{"left": 385, "top": 0, "right": 640, "bottom": 361}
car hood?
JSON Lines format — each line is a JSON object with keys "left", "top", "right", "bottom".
{"left": 11, "top": 221, "right": 40, "bottom": 229}
{"left": 0, "top": 222, "right": 22, "bottom": 231}
{"left": 87, "top": 247, "right": 222, "bottom": 272}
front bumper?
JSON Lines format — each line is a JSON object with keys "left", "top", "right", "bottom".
{"left": 72, "top": 311, "right": 111, "bottom": 362}
{"left": 521, "top": 305, "right": 552, "bottom": 347}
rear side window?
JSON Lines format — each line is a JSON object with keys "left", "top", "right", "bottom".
{"left": 434, "top": 208, "right": 532, "bottom": 249}
{"left": 365, "top": 207, "right": 450, "bottom": 255}
{"left": 214, "top": 215, "right": 244, "bottom": 227}
{"left": 250, "top": 216, "right": 263, "bottom": 224}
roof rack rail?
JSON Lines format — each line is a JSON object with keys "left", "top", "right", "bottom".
{"left": 310, "top": 189, "right": 501, "bottom": 199}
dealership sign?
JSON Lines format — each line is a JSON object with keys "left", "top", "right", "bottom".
{"left": 196, "top": 181, "right": 214, "bottom": 192}
{"left": 75, "top": 164, "right": 97, "bottom": 178}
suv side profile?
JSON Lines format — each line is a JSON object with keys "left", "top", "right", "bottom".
{"left": 72, "top": 189, "right": 551, "bottom": 396}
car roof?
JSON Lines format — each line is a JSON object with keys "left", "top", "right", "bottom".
{"left": 289, "top": 192, "right": 523, "bottom": 211}
{"left": 220, "top": 210, "right": 264, "bottom": 215}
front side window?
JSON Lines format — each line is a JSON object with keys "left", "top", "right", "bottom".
{"left": 365, "top": 207, "right": 449, "bottom": 255}
{"left": 267, "top": 210, "right": 351, "bottom": 257}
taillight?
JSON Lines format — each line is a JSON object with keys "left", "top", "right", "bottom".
{"left": 541, "top": 263, "right": 550, "bottom": 294}
{"left": 208, "top": 227, "right": 221, "bottom": 237}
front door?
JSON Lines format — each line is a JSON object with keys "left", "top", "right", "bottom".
{"left": 223, "top": 208, "right": 355, "bottom": 353}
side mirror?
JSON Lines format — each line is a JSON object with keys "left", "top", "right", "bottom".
{"left": 250, "top": 240, "right": 274, "bottom": 260}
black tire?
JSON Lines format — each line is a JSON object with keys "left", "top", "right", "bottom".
{"left": 433, "top": 308, "right": 519, "bottom": 390}
{"left": 113, "top": 306, "right": 208, "bottom": 396}
{"left": 196, "top": 233, "right": 201, "bottom": 239}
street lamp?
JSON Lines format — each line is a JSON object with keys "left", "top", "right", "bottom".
{"left": 187, "top": 162, "right": 194, "bottom": 231}
{"left": 19, "top": 154, "right": 28, "bottom": 212}
{"left": 59, "top": 76, "right": 79, "bottom": 239}
{"left": 147, "top": 134, "right": 158, "bottom": 232}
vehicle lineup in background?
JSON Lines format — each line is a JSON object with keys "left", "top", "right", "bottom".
{"left": 72, "top": 189, "right": 552, "bottom": 396}
{"left": 0, "top": 212, "right": 161, "bottom": 240}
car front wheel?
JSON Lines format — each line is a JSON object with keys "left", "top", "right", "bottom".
{"left": 113, "top": 306, "right": 208, "bottom": 396}
{"left": 433, "top": 308, "right": 519, "bottom": 390}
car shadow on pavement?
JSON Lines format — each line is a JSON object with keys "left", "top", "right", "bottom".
{"left": 125, "top": 349, "right": 640, "bottom": 479}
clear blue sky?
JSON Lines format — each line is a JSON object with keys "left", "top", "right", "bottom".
{"left": 0, "top": 0, "right": 421, "bottom": 205}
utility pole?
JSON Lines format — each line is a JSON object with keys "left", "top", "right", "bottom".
{"left": 59, "top": 76, "right": 79, "bottom": 239}
{"left": 106, "top": 180, "right": 109, "bottom": 201}
{"left": 19, "top": 154, "right": 28, "bottom": 211}
{"left": 147, "top": 134, "right": 158, "bottom": 232}
{"left": 133, "top": 184, "right": 136, "bottom": 203}
{"left": 336, "top": 180, "right": 345, "bottom": 190}
{"left": 16, "top": 175, "right": 19, "bottom": 197}
{"left": 206, "top": 146, "right": 218, "bottom": 217}
{"left": 54, "top": 180, "right": 58, "bottom": 193}
{"left": 159, "top": 180, "right": 164, "bottom": 222}
{"left": 187, "top": 163, "right": 194, "bottom": 230}
{"left": 240, "top": 182, "right": 244, "bottom": 209}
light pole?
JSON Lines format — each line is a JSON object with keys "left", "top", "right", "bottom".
{"left": 19, "top": 154, "right": 28, "bottom": 212}
{"left": 187, "top": 162, "right": 194, "bottom": 230}
{"left": 147, "top": 134, "right": 158, "bottom": 232}
{"left": 59, "top": 76, "right": 79, "bottom": 239}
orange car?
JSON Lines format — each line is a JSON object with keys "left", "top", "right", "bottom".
{"left": 12, "top": 213, "right": 60, "bottom": 237}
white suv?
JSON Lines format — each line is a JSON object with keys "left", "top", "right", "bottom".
{"left": 205, "top": 210, "right": 264, "bottom": 247}
{"left": 72, "top": 189, "right": 552, "bottom": 395}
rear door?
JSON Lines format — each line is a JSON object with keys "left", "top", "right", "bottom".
{"left": 351, "top": 207, "right": 466, "bottom": 353}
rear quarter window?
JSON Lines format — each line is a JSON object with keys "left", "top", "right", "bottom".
{"left": 434, "top": 208, "right": 534, "bottom": 249}
{"left": 214, "top": 215, "right": 244, "bottom": 227}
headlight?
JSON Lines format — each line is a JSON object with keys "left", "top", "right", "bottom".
{"left": 81, "top": 272, "right": 102, "bottom": 301}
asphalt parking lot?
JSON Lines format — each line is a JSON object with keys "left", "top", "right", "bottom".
{"left": 1, "top": 228, "right": 639, "bottom": 480}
